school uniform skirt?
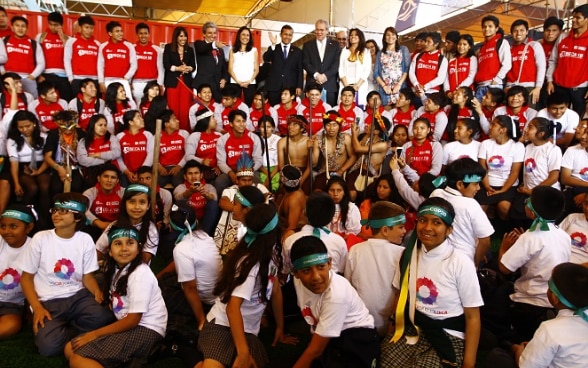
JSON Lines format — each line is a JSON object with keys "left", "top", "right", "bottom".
{"left": 75, "top": 325, "right": 162, "bottom": 367}
{"left": 198, "top": 319, "right": 269, "bottom": 367}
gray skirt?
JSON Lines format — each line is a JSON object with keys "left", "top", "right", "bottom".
{"left": 198, "top": 319, "right": 269, "bottom": 367}
{"left": 75, "top": 325, "right": 162, "bottom": 368}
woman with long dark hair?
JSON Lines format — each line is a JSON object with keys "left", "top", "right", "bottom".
{"left": 163, "top": 26, "right": 196, "bottom": 131}
{"left": 338, "top": 28, "right": 372, "bottom": 107}
{"left": 374, "top": 26, "right": 411, "bottom": 106}
{"left": 326, "top": 176, "right": 361, "bottom": 239}
{"left": 228, "top": 26, "right": 259, "bottom": 106}
{"left": 103, "top": 82, "right": 136, "bottom": 134}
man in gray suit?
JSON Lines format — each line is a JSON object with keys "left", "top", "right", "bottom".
{"left": 302, "top": 19, "right": 341, "bottom": 106}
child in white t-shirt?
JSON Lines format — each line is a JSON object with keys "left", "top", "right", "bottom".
{"left": 292, "top": 235, "right": 379, "bottom": 367}
{"left": 431, "top": 157, "right": 494, "bottom": 266}
{"left": 0, "top": 205, "right": 36, "bottom": 339}
{"left": 19, "top": 193, "right": 115, "bottom": 356}
{"left": 536, "top": 93, "right": 580, "bottom": 149}
{"left": 345, "top": 202, "right": 406, "bottom": 336}
{"left": 484, "top": 262, "right": 588, "bottom": 368}
{"left": 476, "top": 115, "right": 525, "bottom": 221}
{"left": 558, "top": 194, "right": 588, "bottom": 264}
{"left": 499, "top": 186, "right": 571, "bottom": 342}
{"left": 442, "top": 117, "right": 481, "bottom": 166}
{"left": 64, "top": 226, "right": 167, "bottom": 366}
{"left": 199, "top": 204, "right": 294, "bottom": 367}
{"left": 171, "top": 207, "right": 222, "bottom": 330}
{"left": 561, "top": 122, "right": 588, "bottom": 217}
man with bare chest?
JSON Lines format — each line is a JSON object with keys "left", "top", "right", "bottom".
{"left": 311, "top": 111, "right": 357, "bottom": 191}
{"left": 278, "top": 115, "right": 311, "bottom": 193}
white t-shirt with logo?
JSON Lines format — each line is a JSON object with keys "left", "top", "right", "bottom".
{"left": 523, "top": 141, "right": 562, "bottom": 189}
{"left": 295, "top": 270, "right": 374, "bottom": 338}
{"left": 0, "top": 237, "right": 31, "bottom": 305}
{"left": 207, "top": 259, "right": 277, "bottom": 335}
{"left": 561, "top": 144, "right": 588, "bottom": 183}
{"left": 442, "top": 140, "right": 481, "bottom": 165}
{"left": 173, "top": 231, "right": 223, "bottom": 305}
{"left": 111, "top": 263, "right": 167, "bottom": 337}
{"left": 18, "top": 230, "right": 98, "bottom": 301}
{"left": 478, "top": 138, "right": 525, "bottom": 187}
{"left": 501, "top": 224, "right": 571, "bottom": 307}
{"left": 413, "top": 240, "right": 483, "bottom": 338}
{"left": 558, "top": 213, "right": 588, "bottom": 264}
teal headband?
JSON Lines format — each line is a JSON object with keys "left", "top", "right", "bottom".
{"left": 170, "top": 215, "right": 198, "bottom": 244}
{"left": 234, "top": 191, "right": 253, "bottom": 208}
{"left": 244, "top": 213, "right": 279, "bottom": 247}
{"left": 1, "top": 209, "right": 35, "bottom": 224}
{"left": 463, "top": 174, "right": 483, "bottom": 183}
{"left": 126, "top": 184, "right": 150, "bottom": 195}
{"left": 54, "top": 200, "right": 87, "bottom": 213}
{"left": 526, "top": 197, "right": 552, "bottom": 231}
{"left": 292, "top": 253, "right": 330, "bottom": 271}
{"left": 108, "top": 228, "right": 140, "bottom": 244}
{"left": 417, "top": 205, "right": 453, "bottom": 225}
{"left": 360, "top": 214, "right": 406, "bottom": 229}
{"left": 432, "top": 176, "right": 447, "bottom": 188}
{"left": 549, "top": 278, "right": 588, "bottom": 323}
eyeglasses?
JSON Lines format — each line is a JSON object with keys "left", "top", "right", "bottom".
{"left": 50, "top": 208, "right": 79, "bottom": 215}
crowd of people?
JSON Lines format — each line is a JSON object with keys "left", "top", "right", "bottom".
{"left": 0, "top": 3, "right": 588, "bottom": 367}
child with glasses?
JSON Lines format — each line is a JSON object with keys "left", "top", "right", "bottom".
{"left": 18, "top": 192, "right": 115, "bottom": 356}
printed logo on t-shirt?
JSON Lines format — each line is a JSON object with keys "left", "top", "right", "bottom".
{"left": 570, "top": 232, "right": 587, "bottom": 250}
{"left": 301, "top": 305, "right": 318, "bottom": 329}
{"left": 458, "top": 154, "right": 470, "bottom": 160}
{"left": 524, "top": 158, "right": 537, "bottom": 173}
{"left": 580, "top": 168, "right": 588, "bottom": 181}
{"left": 53, "top": 258, "right": 75, "bottom": 279}
{"left": 416, "top": 277, "right": 438, "bottom": 305}
{"left": 0, "top": 268, "right": 20, "bottom": 290}
{"left": 266, "top": 264, "right": 277, "bottom": 300}
{"left": 112, "top": 292, "right": 124, "bottom": 313}
{"left": 488, "top": 155, "right": 505, "bottom": 169}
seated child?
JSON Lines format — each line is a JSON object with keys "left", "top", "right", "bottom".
{"left": 483, "top": 262, "right": 588, "bottom": 368}
{"left": 0, "top": 205, "right": 36, "bottom": 339}
{"left": 499, "top": 186, "right": 571, "bottom": 342}
{"left": 64, "top": 226, "right": 167, "bottom": 367}
{"left": 291, "top": 236, "right": 380, "bottom": 367}
{"left": 345, "top": 202, "right": 406, "bottom": 336}
{"left": 19, "top": 193, "right": 115, "bottom": 356}
{"left": 559, "top": 194, "right": 588, "bottom": 264}
{"left": 430, "top": 157, "right": 494, "bottom": 266}
{"left": 283, "top": 192, "right": 348, "bottom": 275}
{"left": 380, "top": 197, "right": 483, "bottom": 368}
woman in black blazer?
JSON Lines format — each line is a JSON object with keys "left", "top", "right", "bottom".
{"left": 163, "top": 26, "right": 196, "bottom": 131}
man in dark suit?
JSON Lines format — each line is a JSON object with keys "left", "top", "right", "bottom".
{"left": 193, "top": 21, "right": 229, "bottom": 102}
{"left": 263, "top": 24, "right": 303, "bottom": 106}
{"left": 302, "top": 19, "right": 341, "bottom": 107}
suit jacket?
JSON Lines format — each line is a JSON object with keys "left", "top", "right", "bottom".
{"left": 193, "top": 40, "right": 229, "bottom": 101}
{"left": 162, "top": 43, "right": 196, "bottom": 88}
{"left": 263, "top": 43, "right": 303, "bottom": 92}
{"left": 302, "top": 38, "right": 340, "bottom": 92}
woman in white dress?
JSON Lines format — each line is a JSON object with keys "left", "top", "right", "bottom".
{"left": 228, "top": 26, "right": 259, "bottom": 106}
{"left": 339, "top": 28, "right": 372, "bottom": 108}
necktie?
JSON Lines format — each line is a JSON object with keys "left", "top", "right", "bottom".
{"left": 283, "top": 45, "right": 288, "bottom": 59}
{"left": 212, "top": 49, "right": 218, "bottom": 64}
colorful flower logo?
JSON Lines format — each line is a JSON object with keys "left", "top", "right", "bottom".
{"left": 53, "top": 258, "right": 75, "bottom": 279}
{"left": 580, "top": 168, "right": 588, "bottom": 182}
{"left": 570, "top": 232, "right": 587, "bottom": 248}
{"left": 417, "top": 277, "right": 438, "bottom": 305}
{"left": 488, "top": 155, "right": 505, "bottom": 169}
{"left": 524, "top": 158, "right": 537, "bottom": 173}
{"left": 0, "top": 268, "right": 20, "bottom": 290}
{"left": 111, "top": 292, "right": 124, "bottom": 313}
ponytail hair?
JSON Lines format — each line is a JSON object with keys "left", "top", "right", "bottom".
{"left": 529, "top": 117, "right": 556, "bottom": 142}
{"left": 493, "top": 115, "right": 520, "bottom": 141}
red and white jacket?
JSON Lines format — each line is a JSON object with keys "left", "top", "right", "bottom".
{"left": 3, "top": 35, "right": 45, "bottom": 77}
{"left": 547, "top": 30, "right": 588, "bottom": 88}
{"left": 98, "top": 39, "right": 137, "bottom": 82}
{"left": 507, "top": 41, "right": 546, "bottom": 88}
{"left": 475, "top": 34, "right": 512, "bottom": 86}
{"left": 35, "top": 30, "right": 66, "bottom": 75}
{"left": 134, "top": 42, "right": 164, "bottom": 84}
{"left": 274, "top": 102, "right": 298, "bottom": 136}
{"left": 159, "top": 129, "right": 189, "bottom": 167}
{"left": 409, "top": 50, "right": 448, "bottom": 93}
{"left": 64, "top": 34, "right": 100, "bottom": 79}
{"left": 28, "top": 97, "right": 68, "bottom": 132}
{"left": 297, "top": 99, "right": 332, "bottom": 135}
{"left": 116, "top": 129, "right": 154, "bottom": 173}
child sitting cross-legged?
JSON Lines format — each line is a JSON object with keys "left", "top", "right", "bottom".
{"left": 291, "top": 236, "right": 380, "bottom": 368}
